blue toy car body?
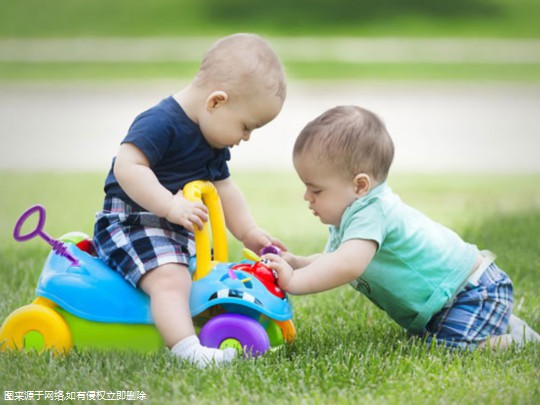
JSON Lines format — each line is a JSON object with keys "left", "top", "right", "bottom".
{"left": 1, "top": 181, "right": 295, "bottom": 355}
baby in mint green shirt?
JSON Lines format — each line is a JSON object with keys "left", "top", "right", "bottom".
{"left": 263, "top": 105, "right": 539, "bottom": 349}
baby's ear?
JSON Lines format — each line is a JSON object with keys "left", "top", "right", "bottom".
{"left": 206, "top": 91, "right": 228, "bottom": 110}
{"left": 353, "top": 173, "right": 371, "bottom": 196}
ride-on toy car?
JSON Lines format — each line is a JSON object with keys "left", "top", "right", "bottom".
{"left": 0, "top": 181, "right": 295, "bottom": 356}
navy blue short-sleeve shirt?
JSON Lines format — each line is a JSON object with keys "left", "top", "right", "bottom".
{"left": 104, "top": 97, "right": 230, "bottom": 208}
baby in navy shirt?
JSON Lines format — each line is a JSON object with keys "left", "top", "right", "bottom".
{"left": 94, "top": 33, "right": 286, "bottom": 367}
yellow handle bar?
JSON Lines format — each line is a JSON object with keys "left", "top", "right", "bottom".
{"left": 183, "top": 181, "right": 228, "bottom": 280}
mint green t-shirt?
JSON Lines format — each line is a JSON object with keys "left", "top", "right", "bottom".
{"left": 325, "top": 182, "right": 478, "bottom": 333}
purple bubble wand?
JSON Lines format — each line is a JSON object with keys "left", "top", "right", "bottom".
{"left": 13, "top": 205, "right": 80, "bottom": 266}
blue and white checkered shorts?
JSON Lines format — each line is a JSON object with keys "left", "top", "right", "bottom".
{"left": 423, "top": 262, "right": 513, "bottom": 349}
{"left": 93, "top": 197, "right": 195, "bottom": 287}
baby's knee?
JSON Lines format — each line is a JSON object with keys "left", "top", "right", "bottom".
{"left": 139, "top": 263, "right": 190, "bottom": 294}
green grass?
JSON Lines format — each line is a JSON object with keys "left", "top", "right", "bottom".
{"left": 1, "top": 0, "right": 540, "bottom": 38}
{"left": 1, "top": 171, "right": 540, "bottom": 404}
{"left": 1, "top": 62, "right": 539, "bottom": 82}
{"left": 285, "top": 62, "right": 540, "bottom": 82}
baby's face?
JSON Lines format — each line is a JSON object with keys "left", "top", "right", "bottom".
{"left": 199, "top": 91, "right": 283, "bottom": 150}
{"left": 294, "top": 154, "right": 358, "bottom": 227}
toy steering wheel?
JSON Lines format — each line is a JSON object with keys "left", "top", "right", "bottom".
{"left": 182, "top": 181, "right": 282, "bottom": 281}
{"left": 183, "top": 181, "right": 228, "bottom": 280}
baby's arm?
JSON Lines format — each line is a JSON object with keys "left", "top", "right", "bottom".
{"left": 214, "top": 177, "right": 285, "bottom": 252}
{"left": 114, "top": 143, "right": 208, "bottom": 232}
{"left": 264, "top": 239, "right": 377, "bottom": 295}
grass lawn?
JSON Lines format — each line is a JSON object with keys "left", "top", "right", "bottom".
{"left": 1, "top": 171, "right": 539, "bottom": 403}
{"left": 1, "top": 62, "right": 539, "bottom": 83}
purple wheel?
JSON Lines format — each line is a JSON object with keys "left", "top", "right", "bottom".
{"left": 199, "top": 313, "right": 270, "bottom": 357}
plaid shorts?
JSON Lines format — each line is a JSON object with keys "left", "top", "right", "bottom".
{"left": 93, "top": 197, "right": 195, "bottom": 287}
{"left": 423, "top": 262, "right": 513, "bottom": 349}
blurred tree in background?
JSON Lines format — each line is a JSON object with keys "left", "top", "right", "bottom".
{"left": 203, "top": 0, "right": 499, "bottom": 27}
{"left": 1, "top": 0, "right": 539, "bottom": 38}
{"left": 1, "top": 0, "right": 538, "bottom": 81}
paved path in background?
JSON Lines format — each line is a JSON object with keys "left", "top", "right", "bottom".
{"left": 1, "top": 37, "right": 540, "bottom": 63}
{"left": 1, "top": 81, "right": 539, "bottom": 173}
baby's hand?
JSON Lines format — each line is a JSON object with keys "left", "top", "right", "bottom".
{"left": 280, "top": 251, "right": 300, "bottom": 269}
{"left": 165, "top": 191, "right": 208, "bottom": 232}
{"left": 242, "top": 228, "right": 287, "bottom": 254}
{"left": 261, "top": 253, "right": 294, "bottom": 291}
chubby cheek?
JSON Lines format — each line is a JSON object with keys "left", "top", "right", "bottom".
{"left": 321, "top": 202, "right": 347, "bottom": 227}
{"left": 218, "top": 126, "right": 238, "bottom": 143}
{"left": 314, "top": 201, "right": 334, "bottom": 223}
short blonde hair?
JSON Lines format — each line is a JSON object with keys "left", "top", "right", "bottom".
{"left": 193, "top": 33, "right": 286, "bottom": 101}
{"left": 294, "top": 105, "right": 394, "bottom": 183}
